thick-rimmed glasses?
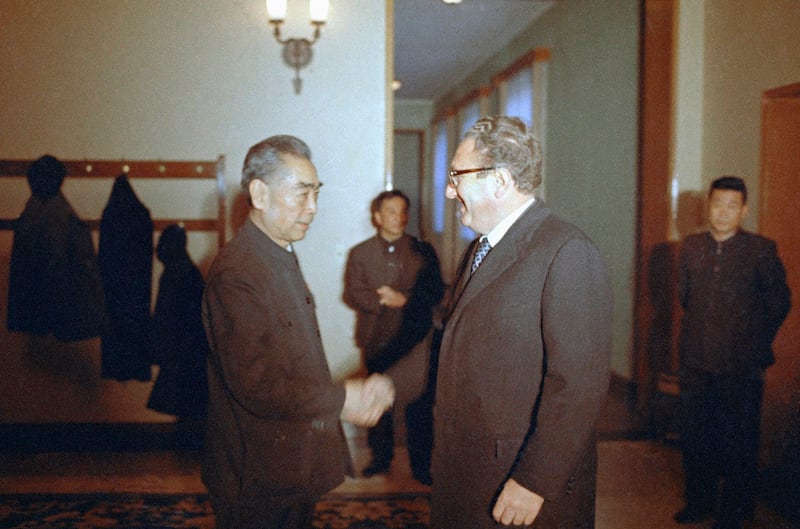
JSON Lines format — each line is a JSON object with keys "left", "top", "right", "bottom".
{"left": 447, "top": 166, "right": 495, "bottom": 188}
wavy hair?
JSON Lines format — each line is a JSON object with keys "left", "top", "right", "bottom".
{"left": 463, "top": 116, "right": 542, "bottom": 194}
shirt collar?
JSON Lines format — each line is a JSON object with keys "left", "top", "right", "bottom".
{"left": 484, "top": 197, "right": 536, "bottom": 248}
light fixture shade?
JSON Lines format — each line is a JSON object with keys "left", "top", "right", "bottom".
{"left": 266, "top": 0, "right": 287, "bottom": 22}
{"left": 309, "top": 0, "right": 329, "bottom": 23}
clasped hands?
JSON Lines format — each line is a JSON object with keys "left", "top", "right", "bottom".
{"left": 341, "top": 374, "right": 395, "bottom": 427}
{"left": 376, "top": 285, "right": 407, "bottom": 308}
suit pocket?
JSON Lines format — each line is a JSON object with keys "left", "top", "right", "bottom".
{"left": 494, "top": 436, "right": 523, "bottom": 467}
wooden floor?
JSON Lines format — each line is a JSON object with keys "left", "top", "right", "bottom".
{"left": 1, "top": 394, "right": 797, "bottom": 529}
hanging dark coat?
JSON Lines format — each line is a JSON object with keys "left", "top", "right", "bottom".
{"left": 7, "top": 193, "right": 106, "bottom": 341}
{"left": 98, "top": 174, "right": 154, "bottom": 382}
{"left": 147, "top": 226, "right": 209, "bottom": 420}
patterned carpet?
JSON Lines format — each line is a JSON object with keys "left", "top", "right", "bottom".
{"left": 0, "top": 492, "right": 430, "bottom": 529}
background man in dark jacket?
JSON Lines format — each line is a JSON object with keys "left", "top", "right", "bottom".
{"left": 344, "top": 189, "right": 444, "bottom": 478}
{"left": 202, "top": 135, "right": 394, "bottom": 529}
{"left": 674, "top": 176, "right": 790, "bottom": 529}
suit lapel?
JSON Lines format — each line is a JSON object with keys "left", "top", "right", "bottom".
{"left": 446, "top": 201, "right": 551, "bottom": 329}
{"left": 448, "top": 238, "right": 478, "bottom": 314}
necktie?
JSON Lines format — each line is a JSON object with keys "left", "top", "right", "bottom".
{"left": 471, "top": 238, "right": 492, "bottom": 274}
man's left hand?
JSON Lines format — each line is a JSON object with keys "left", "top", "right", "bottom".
{"left": 376, "top": 286, "right": 407, "bottom": 308}
{"left": 492, "top": 478, "right": 544, "bottom": 526}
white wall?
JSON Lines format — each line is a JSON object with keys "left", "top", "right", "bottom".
{"left": 702, "top": 0, "right": 800, "bottom": 226}
{"left": 0, "top": 0, "right": 388, "bottom": 422}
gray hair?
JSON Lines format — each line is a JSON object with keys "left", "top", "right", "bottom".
{"left": 463, "top": 116, "right": 542, "bottom": 194}
{"left": 241, "top": 135, "right": 312, "bottom": 201}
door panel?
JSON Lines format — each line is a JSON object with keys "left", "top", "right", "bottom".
{"left": 758, "top": 83, "right": 800, "bottom": 469}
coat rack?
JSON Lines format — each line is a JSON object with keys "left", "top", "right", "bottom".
{"left": 0, "top": 156, "right": 227, "bottom": 247}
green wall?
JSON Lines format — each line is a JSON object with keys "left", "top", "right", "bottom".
{"left": 434, "top": 0, "right": 641, "bottom": 377}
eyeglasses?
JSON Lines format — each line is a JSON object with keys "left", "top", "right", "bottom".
{"left": 447, "top": 166, "right": 495, "bottom": 188}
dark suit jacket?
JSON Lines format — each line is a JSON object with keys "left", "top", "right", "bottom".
{"left": 147, "top": 252, "right": 208, "bottom": 420}
{"left": 201, "top": 219, "right": 352, "bottom": 508}
{"left": 7, "top": 193, "right": 105, "bottom": 341}
{"left": 678, "top": 229, "right": 790, "bottom": 375}
{"left": 429, "top": 200, "right": 613, "bottom": 529}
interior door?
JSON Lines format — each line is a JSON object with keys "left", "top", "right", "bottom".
{"left": 758, "top": 82, "right": 800, "bottom": 471}
{"left": 393, "top": 129, "right": 425, "bottom": 239}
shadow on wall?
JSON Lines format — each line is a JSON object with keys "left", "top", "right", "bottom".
{"left": 643, "top": 190, "right": 705, "bottom": 439}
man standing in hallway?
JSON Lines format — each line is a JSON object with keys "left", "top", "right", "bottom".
{"left": 674, "top": 176, "right": 790, "bottom": 529}
{"left": 344, "top": 190, "right": 444, "bottom": 479}
{"left": 202, "top": 135, "right": 394, "bottom": 529}
{"left": 420, "top": 116, "right": 613, "bottom": 529}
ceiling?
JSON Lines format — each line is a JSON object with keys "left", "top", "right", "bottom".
{"left": 393, "top": 0, "right": 555, "bottom": 100}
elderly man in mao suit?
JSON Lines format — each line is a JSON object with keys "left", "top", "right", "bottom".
{"left": 202, "top": 135, "right": 394, "bottom": 529}
{"left": 397, "top": 116, "right": 613, "bottom": 529}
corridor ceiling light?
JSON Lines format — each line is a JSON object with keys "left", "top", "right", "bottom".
{"left": 266, "top": 0, "right": 329, "bottom": 94}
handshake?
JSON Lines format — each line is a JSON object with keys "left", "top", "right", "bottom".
{"left": 340, "top": 374, "right": 395, "bottom": 427}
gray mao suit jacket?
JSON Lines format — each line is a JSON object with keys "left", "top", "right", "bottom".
{"left": 201, "top": 219, "right": 351, "bottom": 514}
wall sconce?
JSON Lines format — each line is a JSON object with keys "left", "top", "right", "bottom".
{"left": 266, "top": 0, "right": 329, "bottom": 94}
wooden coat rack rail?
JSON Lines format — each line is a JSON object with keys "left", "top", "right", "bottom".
{"left": 0, "top": 157, "right": 227, "bottom": 247}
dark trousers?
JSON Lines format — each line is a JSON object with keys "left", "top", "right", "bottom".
{"left": 367, "top": 409, "right": 394, "bottom": 466}
{"left": 679, "top": 369, "right": 764, "bottom": 525}
{"left": 405, "top": 391, "right": 434, "bottom": 481}
{"left": 210, "top": 490, "right": 319, "bottom": 529}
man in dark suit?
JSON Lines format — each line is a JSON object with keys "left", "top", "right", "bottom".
{"left": 674, "top": 176, "right": 790, "bottom": 529}
{"left": 343, "top": 189, "right": 444, "bottom": 478}
{"left": 201, "top": 135, "right": 394, "bottom": 529}
{"left": 422, "top": 116, "right": 613, "bottom": 529}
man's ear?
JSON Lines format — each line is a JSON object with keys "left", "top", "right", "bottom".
{"left": 249, "top": 179, "right": 270, "bottom": 211}
{"left": 493, "top": 167, "right": 514, "bottom": 198}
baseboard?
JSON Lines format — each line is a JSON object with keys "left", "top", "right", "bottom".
{"left": 0, "top": 422, "right": 203, "bottom": 453}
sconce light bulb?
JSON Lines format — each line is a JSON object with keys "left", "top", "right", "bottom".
{"left": 266, "top": 0, "right": 287, "bottom": 22}
{"left": 309, "top": 0, "right": 329, "bottom": 23}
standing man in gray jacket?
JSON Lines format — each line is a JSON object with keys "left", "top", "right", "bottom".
{"left": 344, "top": 189, "right": 444, "bottom": 478}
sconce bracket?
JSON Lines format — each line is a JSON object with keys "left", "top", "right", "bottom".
{"left": 268, "top": 19, "right": 324, "bottom": 94}
{"left": 282, "top": 38, "right": 313, "bottom": 70}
